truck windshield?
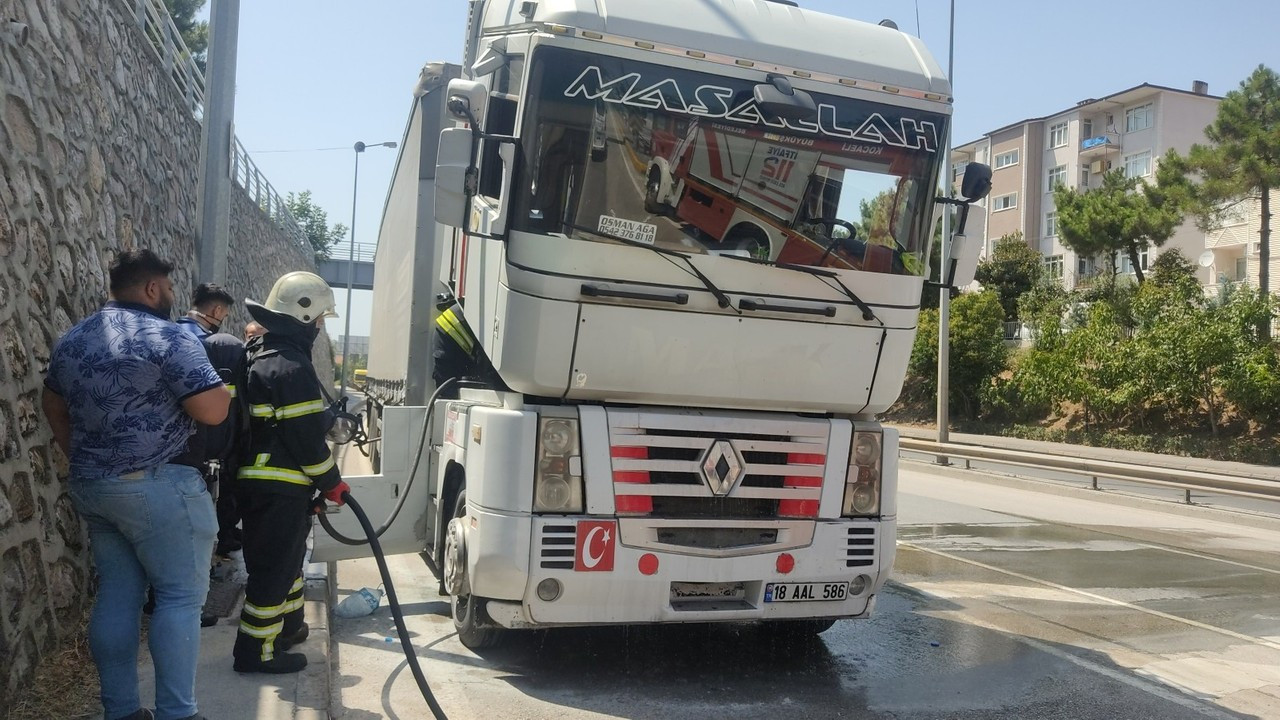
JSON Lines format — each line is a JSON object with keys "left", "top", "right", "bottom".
{"left": 510, "top": 46, "right": 948, "bottom": 276}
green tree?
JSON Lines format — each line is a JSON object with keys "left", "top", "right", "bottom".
{"left": 907, "top": 290, "right": 1008, "bottom": 420}
{"left": 286, "top": 191, "right": 349, "bottom": 262}
{"left": 974, "top": 231, "right": 1040, "bottom": 321}
{"left": 1146, "top": 248, "right": 1199, "bottom": 289}
{"left": 1054, "top": 169, "right": 1182, "bottom": 285}
{"left": 1158, "top": 65, "right": 1280, "bottom": 338}
{"left": 164, "top": 0, "right": 209, "bottom": 70}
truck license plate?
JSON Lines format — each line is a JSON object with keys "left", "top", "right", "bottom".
{"left": 764, "top": 581, "right": 848, "bottom": 602}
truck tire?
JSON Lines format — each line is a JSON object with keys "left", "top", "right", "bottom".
{"left": 644, "top": 170, "right": 664, "bottom": 215}
{"left": 446, "top": 491, "right": 503, "bottom": 649}
{"left": 723, "top": 224, "right": 771, "bottom": 260}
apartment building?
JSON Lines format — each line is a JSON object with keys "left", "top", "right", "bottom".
{"left": 952, "top": 82, "right": 1221, "bottom": 289}
{"left": 1203, "top": 190, "right": 1280, "bottom": 296}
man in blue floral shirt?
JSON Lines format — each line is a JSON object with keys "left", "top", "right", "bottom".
{"left": 42, "top": 249, "right": 230, "bottom": 720}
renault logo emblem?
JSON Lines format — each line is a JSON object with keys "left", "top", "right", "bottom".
{"left": 701, "top": 440, "right": 744, "bottom": 496}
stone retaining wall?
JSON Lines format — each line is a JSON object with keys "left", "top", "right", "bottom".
{"left": 0, "top": 0, "right": 330, "bottom": 708}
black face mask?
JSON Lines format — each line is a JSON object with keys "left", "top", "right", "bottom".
{"left": 194, "top": 310, "right": 222, "bottom": 332}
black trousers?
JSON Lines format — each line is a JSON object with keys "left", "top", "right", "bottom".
{"left": 232, "top": 490, "right": 311, "bottom": 663}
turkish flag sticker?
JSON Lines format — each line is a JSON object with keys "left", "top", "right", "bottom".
{"left": 574, "top": 520, "right": 616, "bottom": 572}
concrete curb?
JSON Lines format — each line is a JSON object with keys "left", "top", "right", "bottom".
{"left": 295, "top": 560, "right": 332, "bottom": 720}
{"left": 902, "top": 457, "right": 1280, "bottom": 533}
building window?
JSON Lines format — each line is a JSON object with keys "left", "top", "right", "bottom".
{"left": 993, "top": 193, "right": 1018, "bottom": 212}
{"left": 994, "top": 150, "right": 1020, "bottom": 169}
{"left": 1082, "top": 119, "right": 1093, "bottom": 139}
{"left": 1044, "top": 211, "right": 1058, "bottom": 237}
{"left": 1080, "top": 167, "right": 1091, "bottom": 188}
{"left": 1078, "top": 256, "right": 1095, "bottom": 277}
{"left": 1044, "top": 255, "right": 1064, "bottom": 279}
{"left": 1048, "top": 122, "right": 1069, "bottom": 148}
{"left": 1123, "top": 151, "right": 1152, "bottom": 178}
{"left": 1235, "top": 257, "right": 1248, "bottom": 280}
{"left": 1046, "top": 165, "right": 1068, "bottom": 191}
{"left": 1125, "top": 103, "right": 1153, "bottom": 132}
{"left": 1120, "top": 249, "right": 1151, "bottom": 274}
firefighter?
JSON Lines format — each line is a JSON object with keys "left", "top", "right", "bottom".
{"left": 232, "top": 272, "right": 349, "bottom": 674}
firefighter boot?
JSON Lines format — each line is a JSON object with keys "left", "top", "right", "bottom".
{"left": 278, "top": 622, "right": 310, "bottom": 650}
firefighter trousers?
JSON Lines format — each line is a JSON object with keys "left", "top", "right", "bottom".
{"left": 232, "top": 491, "right": 311, "bottom": 663}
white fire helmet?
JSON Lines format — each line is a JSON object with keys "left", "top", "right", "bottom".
{"left": 262, "top": 271, "right": 339, "bottom": 324}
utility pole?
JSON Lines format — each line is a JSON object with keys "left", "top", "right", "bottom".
{"left": 195, "top": 0, "right": 241, "bottom": 284}
{"left": 936, "top": 0, "right": 956, "bottom": 456}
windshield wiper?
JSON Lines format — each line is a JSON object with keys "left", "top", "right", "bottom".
{"left": 720, "top": 254, "right": 879, "bottom": 324}
{"left": 567, "top": 223, "right": 738, "bottom": 313}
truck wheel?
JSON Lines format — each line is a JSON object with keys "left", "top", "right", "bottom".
{"left": 445, "top": 491, "right": 503, "bottom": 649}
{"left": 644, "top": 172, "right": 664, "bottom": 215}
{"left": 724, "top": 225, "right": 771, "bottom": 260}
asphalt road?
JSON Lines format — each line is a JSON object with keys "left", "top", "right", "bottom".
{"left": 326, "top": 465, "right": 1280, "bottom": 720}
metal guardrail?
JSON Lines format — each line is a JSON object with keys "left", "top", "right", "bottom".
{"left": 899, "top": 437, "right": 1280, "bottom": 505}
{"left": 231, "top": 137, "right": 310, "bottom": 252}
{"left": 328, "top": 242, "right": 378, "bottom": 264}
{"left": 127, "top": 0, "right": 311, "bottom": 254}
{"left": 130, "top": 0, "right": 205, "bottom": 116}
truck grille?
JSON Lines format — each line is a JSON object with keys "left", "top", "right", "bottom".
{"left": 607, "top": 410, "right": 831, "bottom": 520}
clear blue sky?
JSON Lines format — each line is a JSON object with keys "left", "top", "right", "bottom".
{"left": 219, "top": 0, "right": 1280, "bottom": 336}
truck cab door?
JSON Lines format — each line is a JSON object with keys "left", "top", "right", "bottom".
{"left": 311, "top": 405, "right": 434, "bottom": 563}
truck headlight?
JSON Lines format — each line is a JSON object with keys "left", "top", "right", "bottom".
{"left": 534, "top": 417, "right": 584, "bottom": 513}
{"left": 842, "top": 430, "right": 882, "bottom": 517}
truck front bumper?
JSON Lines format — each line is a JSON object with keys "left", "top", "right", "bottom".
{"left": 469, "top": 511, "right": 894, "bottom": 628}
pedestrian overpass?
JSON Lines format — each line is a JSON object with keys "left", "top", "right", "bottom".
{"left": 317, "top": 242, "right": 376, "bottom": 291}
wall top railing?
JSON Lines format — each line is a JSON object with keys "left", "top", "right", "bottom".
{"left": 127, "top": 0, "right": 312, "bottom": 257}
{"left": 130, "top": 0, "right": 205, "bottom": 116}
{"left": 231, "top": 137, "right": 311, "bottom": 254}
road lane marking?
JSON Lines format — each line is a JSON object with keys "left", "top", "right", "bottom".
{"left": 1137, "top": 542, "right": 1280, "bottom": 577}
{"left": 899, "top": 541, "right": 1280, "bottom": 653}
{"left": 892, "top": 595, "right": 1242, "bottom": 720}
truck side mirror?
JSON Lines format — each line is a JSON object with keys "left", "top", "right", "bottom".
{"left": 435, "top": 127, "right": 475, "bottom": 228}
{"left": 947, "top": 232, "right": 983, "bottom": 289}
{"left": 445, "top": 78, "right": 488, "bottom": 130}
{"left": 959, "top": 162, "right": 992, "bottom": 202}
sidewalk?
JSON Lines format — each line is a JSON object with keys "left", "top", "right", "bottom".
{"left": 125, "top": 519, "right": 334, "bottom": 719}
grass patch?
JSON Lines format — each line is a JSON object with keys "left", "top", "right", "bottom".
{"left": 4, "top": 606, "right": 100, "bottom": 720}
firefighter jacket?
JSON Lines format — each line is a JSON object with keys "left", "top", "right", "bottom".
{"left": 236, "top": 316, "right": 341, "bottom": 497}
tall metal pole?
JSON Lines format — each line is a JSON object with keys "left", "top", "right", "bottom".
{"left": 339, "top": 142, "right": 365, "bottom": 400}
{"left": 936, "top": 0, "right": 956, "bottom": 453}
{"left": 195, "top": 0, "right": 240, "bottom": 284}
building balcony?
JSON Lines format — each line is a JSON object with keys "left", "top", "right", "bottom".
{"left": 1079, "top": 134, "right": 1118, "bottom": 159}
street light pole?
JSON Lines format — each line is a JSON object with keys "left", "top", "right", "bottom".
{"left": 936, "top": 0, "right": 956, "bottom": 453}
{"left": 338, "top": 140, "right": 396, "bottom": 400}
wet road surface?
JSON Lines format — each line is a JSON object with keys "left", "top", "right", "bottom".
{"left": 328, "top": 463, "right": 1280, "bottom": 719}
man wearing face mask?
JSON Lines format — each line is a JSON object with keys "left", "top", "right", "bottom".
{"left": 43, "top": 249, "right": 229, "bottom": 720}
{"left": 173, "top": 284, "right": 250, "bottom": 564}
{"left": 232, "top": 271, "right": 349, "bottom": 674}
{"left": 177, "top": 283, "right": 234, "bottom": 338}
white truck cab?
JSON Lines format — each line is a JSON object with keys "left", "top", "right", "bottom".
{"left": 313, "top": 0, "right": 990, "bottom": 648}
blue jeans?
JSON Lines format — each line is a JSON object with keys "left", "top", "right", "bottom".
{"left": 70, "top": 463, "right": 218, "bottom": 720}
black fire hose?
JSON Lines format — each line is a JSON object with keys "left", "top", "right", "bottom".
{"left": 338, "top": 491, "right": 449, "bottom": 720}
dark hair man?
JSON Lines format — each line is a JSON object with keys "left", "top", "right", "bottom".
{"left": 42, "top": 248, "right": 230, "bottom": 720}
{"left": 232, "top": 271, "right": 349, "bottom": 674}
{"left": 178, "top": 283, "right": 236, "bottom": 338}
{"left": 175, "top": 283, "right": 249, "bottom": 560}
